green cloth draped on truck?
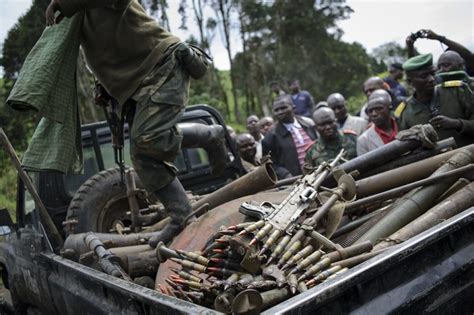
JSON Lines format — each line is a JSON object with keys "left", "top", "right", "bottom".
{"left": 7, "top": 15, "right": 83, "bottom": 174}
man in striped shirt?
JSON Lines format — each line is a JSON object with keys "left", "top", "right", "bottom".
{"left": 262, "top": 96, "right": 317, "bottom": 179}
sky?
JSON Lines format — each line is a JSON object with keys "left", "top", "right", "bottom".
{"left": 0, "top": 0, "right": 473, "bottom": 72}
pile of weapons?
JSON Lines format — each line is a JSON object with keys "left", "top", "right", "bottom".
{"left": 59, "top": 126, "right": 474, "bottom": 314}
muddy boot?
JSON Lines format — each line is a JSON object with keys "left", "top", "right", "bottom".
{"left": 180, "top": 123, "right": 227, "bottom": 176}
{"left": 148, "top": 178, "right": 192, "bottom": 247}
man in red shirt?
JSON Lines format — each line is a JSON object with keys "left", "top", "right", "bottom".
{"left": 357, "top": 89, "right": 398, "bottom": 155}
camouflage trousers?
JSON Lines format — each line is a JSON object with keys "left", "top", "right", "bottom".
{"left": 129, "top": 50, "right": 190, "bottom": 192}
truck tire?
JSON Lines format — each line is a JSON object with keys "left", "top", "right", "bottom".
{"left": 65, "top": 168, "right": 148, "bottom": 234}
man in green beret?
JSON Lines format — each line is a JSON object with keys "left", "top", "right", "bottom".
{"left": 395, "top": 53, "right": 474, "bottom": 147}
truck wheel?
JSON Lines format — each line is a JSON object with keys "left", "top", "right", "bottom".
{"left": 65, "top": 168, "right": 149, "bottom": 234}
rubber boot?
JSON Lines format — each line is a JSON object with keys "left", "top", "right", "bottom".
{"left": 149, "top": 178, "right": 193, "bottom": 247}
{"left": 180, "top": 123, "right": 226, "bottom": 176}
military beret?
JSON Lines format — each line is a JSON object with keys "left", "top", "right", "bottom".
{"left": 403, "top": 53, "right": 433, "bottom": 72}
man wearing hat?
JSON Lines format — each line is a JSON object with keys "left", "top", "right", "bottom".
{"left": 395, "top": 53, "right": 474, "bottom": 147}
{"left": 384, "top": 63, "right": 407, "bottom": 99}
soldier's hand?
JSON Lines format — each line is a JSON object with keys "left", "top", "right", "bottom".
{"left": 45, "top": 0, "right": 64, "bottom": 26}
{"left": 420, "top": 29, "right": 439, "bottom": 40}
{"left": 429, "top": 115, "right": 462, "bottom": 131}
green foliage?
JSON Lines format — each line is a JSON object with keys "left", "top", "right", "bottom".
{"left": 371, "top": 41, "right": 410, "bottom": 67}
{"left": 2, "top": 0, "right": 49, "bottom": 81}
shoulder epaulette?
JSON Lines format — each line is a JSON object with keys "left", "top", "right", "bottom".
{"left": 394, "top": 101, "right": 406, "bottom": 118}
{"left": 343, "top": 129, "right": 357, "bottom": 136}
{"left": 442, "top": 80, "right": 463, "bottom": 88}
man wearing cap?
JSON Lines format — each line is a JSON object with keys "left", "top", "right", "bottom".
{"left": 384, "top": 63, "right": 408, "bottom": 99}
{"left": 357, "top": 89, "right": 398, "bottom": 156}
{"left": 396, "top": 53, "right": 474, "bottom": 147}
{"left": 303, "top": 107, "right": 357, "bottom": 174}
{"left": 263, "top": 95, "right": 317, "bottom": 179}
{"left": 327, "top": 93, "right": 368, "bottom": 136}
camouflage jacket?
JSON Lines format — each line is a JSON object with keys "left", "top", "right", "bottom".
{"left": 396, "top": 80, "right": 474, "bottom": 147}
{"left": 303, "top": 131, "right": 357, "bottom": 174}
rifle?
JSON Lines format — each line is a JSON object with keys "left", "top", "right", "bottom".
{"left": 95, "top": 82, "right": 126, "bottom": 185}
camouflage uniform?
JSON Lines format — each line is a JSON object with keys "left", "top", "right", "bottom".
{"left": 396, "top": 80, "right": 474, "bottom": 147}
{"left": 129, "top": 47, "right": 190, "bottom": 192}
{"left": 303, "top": 132, "right": 357, "bottom": 174}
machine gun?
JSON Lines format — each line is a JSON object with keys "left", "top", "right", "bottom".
{"left": 94, "top": 82, "right": 126, "bottom": 185}
{"left": 238, "top": 149, "right": 356, "bottom": 262}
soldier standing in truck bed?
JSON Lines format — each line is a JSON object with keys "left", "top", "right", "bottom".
{"left": 45, "top": 0, "right": 224, "bottom": 245}
{"left": 395, "top": 53, "right": 474, "bottom": 147}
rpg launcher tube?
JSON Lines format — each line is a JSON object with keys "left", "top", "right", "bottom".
{"left": 170, "top": 258, "right": 207, "bottom": 273}
{"left": 259, "top": 229, "right": 282, "bottom": 255}
{"left": 278, "top": 240, "right": 302, "bottom": 267}
{"left": 331, "top": 248, "right": 388, "bottom": 268}
{"left": 282, "top": 244, "right": 313, "bottom": 271}
{"left": 267, "top": 235, "right": 291, "bottom": 265}
{"left": 250, "top": 223, "right": 273, "bottom": 246}
{"left": 177, "top": 250, "right": 209, "bottom": 266}
{"left": 306, "top": 265, "right": 343, "bottom": 286}
{"left": 239, "top": 220, "right": 265, "bottom": 236}
{"left": 298, "top": 257, "right": 331, "bottom": 281}
{"left": 169, "top": 267, "right": 202, "bottom": 283}
{"left": 290, "top": 250, "right": 323, "bottom": 275}
{"left": 322, "top": 241, "right": 373, "bottom": 263}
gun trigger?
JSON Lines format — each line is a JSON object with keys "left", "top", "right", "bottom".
{"left": 239, "top": 202, "right": 269, "bottom": 220}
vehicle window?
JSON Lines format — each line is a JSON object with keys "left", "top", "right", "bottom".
{"left": 64, "top": 145, "right": 100, "bottom": 196}
{"left": 188, "top": 148, "right": 210, "bottom": 170}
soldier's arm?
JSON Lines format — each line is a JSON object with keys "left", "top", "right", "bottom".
{"left": 52, "top": 0, "right": 131, "bottom": 20}
{"left": 422, "top": 29, "right": 474, "bottom": 71}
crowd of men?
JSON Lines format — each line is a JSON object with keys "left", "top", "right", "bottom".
{"left": 234, "top": 29, "right": 474, "bottom": 179}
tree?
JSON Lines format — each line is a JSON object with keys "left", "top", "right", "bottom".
{"left": 212, "top": 0, "right": 242, "bottom": 123}
{"left": 371, "top": 41, "right": 411, "bottom": 68}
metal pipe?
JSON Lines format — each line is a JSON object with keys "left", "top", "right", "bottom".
{"left": 355, "top": 148, "right": 473, "bottom": 245}
{"left": 355, "top": 144, "right": 474, "bottom": 198}
{"left": 191, "top": 162, "right": 277, "bottom": 216}
{"left": 346, "top": 164, "right": 474, "bottom": 213}
{"left": 375, "top": 181, "right": 474, "bottom": 250}
{"left": 361, "top": 137, "right": 456, "bottom": 178}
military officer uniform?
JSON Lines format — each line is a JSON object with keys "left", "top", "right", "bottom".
{"left": 396, "top": 54, "right": 474, "bottom": 147}
{"left": 303, "top": 131, "right": 357, "bottom": 174}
